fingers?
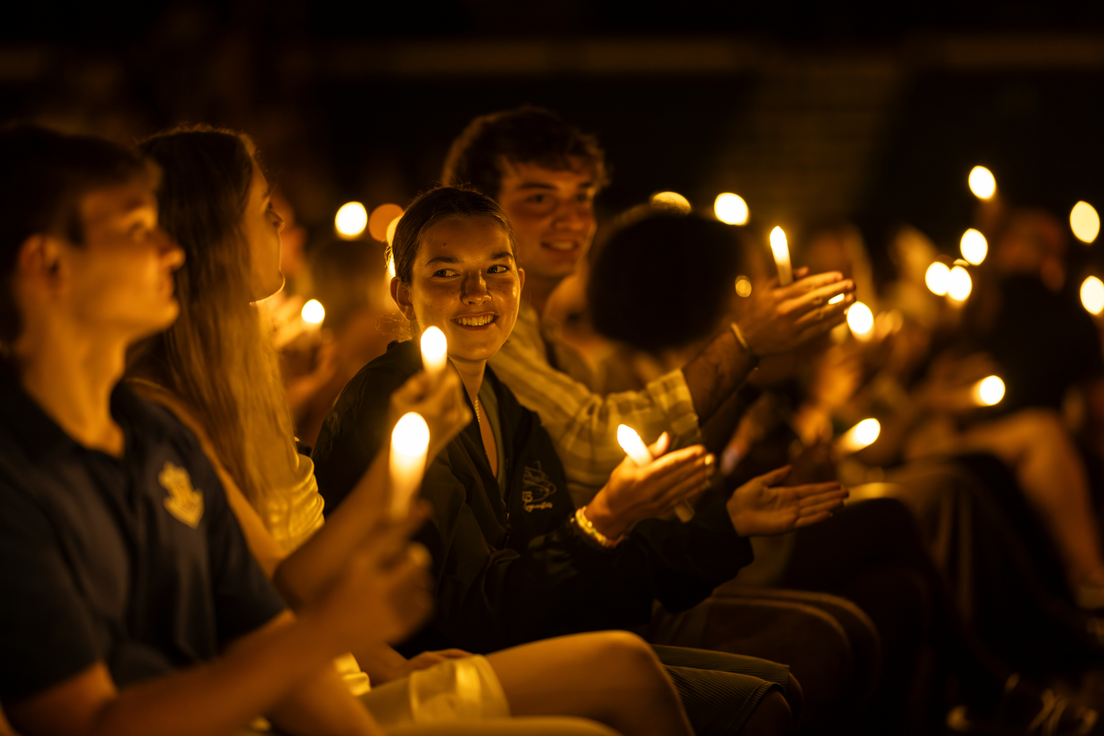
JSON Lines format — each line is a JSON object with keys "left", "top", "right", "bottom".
{"left": 654, "top": 460, "right": 715, "bottom": 509}
{"left": 786, "top": 278, "right": 855, "bottom": 315}
{"left": 648, "top": 431, "right": 671, "bottom": 457}
{"left": 787, "top": 481, "right": 846, "bottom": 499}
{"left": 640, "top": 443, "right": 708, "bottom": 482}
{"left": 754, "top": 465, "right": 793, "bottom": 487}
{"left": 776, "top": 271, "right": 847, "bottom": 300}
{"left": 793, "top": 511, "right": 835, "bottom": 529}
{"left": 797, "top": 495, "right": 848, "bottom": 517}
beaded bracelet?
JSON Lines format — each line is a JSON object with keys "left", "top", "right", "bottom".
{"left": 730, "top": 322, "right": 760, "bottom": 368}
{"left": 573, "top": 506, "right": 622, "bottom": 549}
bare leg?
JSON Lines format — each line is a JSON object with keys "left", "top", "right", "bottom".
{"left": 485, "top": 631, "right": 694, "bottom": 736}
{"left": 962, "top": 409, "right": 1104, "bottom": 591}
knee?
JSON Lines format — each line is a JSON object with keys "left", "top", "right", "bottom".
{"left": 741, "top": 690, "right": 793, "bottom": 736}
{"left": 784, "top": 673, "right": 803, "bottom": 727}
{"left": 592, "top": 631, "right": 670, "bottom": 691}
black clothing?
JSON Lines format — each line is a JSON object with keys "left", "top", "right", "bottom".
{"left": 313, "top": 341, "right": 753, "bottom": 655}
{"left": 0, "top": 373, "right": 285, "bottom": 704}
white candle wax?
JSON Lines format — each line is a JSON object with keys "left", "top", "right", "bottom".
{"left": 390, "top": 412, "right": 430, "bottom": 519}
{"left": 420, "top": 326, "right": 448, "bottom": 380}
{"left": 616, "top": 424, "right": 694, "bottom": 522}
{"left": 769, "top": 227, "right": 793, "bottom": 286}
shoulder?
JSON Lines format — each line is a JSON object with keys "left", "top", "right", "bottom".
{"left": 330, "top": 341, "right": 419, "bottom": 420}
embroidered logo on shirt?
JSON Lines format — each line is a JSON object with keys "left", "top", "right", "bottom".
{"left": 159, "top": 462, "right": 204, "bottom": 528}
{"left": 521, "top": 462, "right": 556, "bottom": 512}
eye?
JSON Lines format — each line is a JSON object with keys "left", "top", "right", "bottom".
{"left": 488, "top": 264, "right": 511, "bottom": 274}
{"left": 432, "top": 268, "right": 458, "bottom": 278}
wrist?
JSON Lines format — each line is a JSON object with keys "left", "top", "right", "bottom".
{"left": 573, "top": 505, "right": 624, "bottom": 548}
{"left": 731, "top": 322, "right": 761, "bottom": 367}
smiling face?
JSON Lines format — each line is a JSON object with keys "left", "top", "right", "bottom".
{"left": 66, "top": 178, "right": 185, "bottom": 341}
{"left": 239, "top": 141, "right": 285, "bottom": 301}
{"left": 495, "top": 159, "right": 597, "bottom": 286}
{"left": 393, "top": 216, "right": 524, "bottom": 366}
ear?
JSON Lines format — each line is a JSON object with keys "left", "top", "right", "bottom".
{"left": 16, "top": 234, "right": 64, "bottom": 291}
{"left": 390, "top": 277, "right": 417, "bottom": 322}
{"left": 517, "top": 266, "right": 525, "bottom": 294}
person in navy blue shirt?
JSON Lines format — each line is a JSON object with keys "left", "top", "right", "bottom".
{"left": 0, "top": 125, "right": 434, "bottom": 736}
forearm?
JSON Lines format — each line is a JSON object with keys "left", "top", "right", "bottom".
{"left": 83, "top": 613, "right": 356, "bottom": 736}
{"left": 349, "top": 641, "right": 410, "bottom": 685}
{"left": 276, "top": 451, "right": 390, "bottom": 607}
{"left": 266, "top": 659, "right": 380, "bottom": 736}
{"left": 681, "top": 327, "right": 757, "bottom": 426}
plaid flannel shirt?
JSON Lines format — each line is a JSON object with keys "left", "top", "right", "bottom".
{"left": 490, "top": 303, "right": 702, "bottom": 506}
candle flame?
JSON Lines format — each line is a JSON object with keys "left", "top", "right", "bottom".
{"left": 836, "top": 418, "right": 881, "bottom": 455}
{"left": 1081, "top": 276, "right": 1104, "bottom": 315}
{"left": 335, "top": 202, "right": 368, "bottom": 239}
{"left": 392, "top": 412, "right": 430, "bottom": 457}
{"left": 617, "top": 425, "right": 653, "bottom": 467}
{"left": 968, "top": 166, "right": 997, "bottom": 200}
{"left": 847, "top": 301, "right": 874, "bottom": 338}
{"left": 948, "top": 266, "right": 972, "bottom": 301}
{"left": 301, "top": 299, "right": 325, "bottom": 325}
{"left": 960, "top": 229, "right": 988, "bottom": 265}
{"left": 420, "top": 326, "right": 448, "bottom": 376}
{"left": 925, "top": 262, "right": 950, "bottom": 296}
{"left": 974, "top": 376, "right": 1005, "bottom": 406}
{"left": 1071, "top": 201, "right": 1100, "bottom": 244}
{"left": 714, "top": 193, "right": 749, "bottom": 225}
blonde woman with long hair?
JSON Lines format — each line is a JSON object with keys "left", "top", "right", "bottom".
{"left": 126, "top": 125, "right": 695, "bottom": 736}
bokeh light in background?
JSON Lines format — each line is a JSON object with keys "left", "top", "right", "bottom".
{"left": 301, "top": 299, "right": 325, "bottom": 324}
{"left": 837, "top": 418, "right": 881, "bottom": 454}
{"left": 1070, "top": 201, "right": 1100, "bottom": 244}
{"left": 1081, "top": 276, "right": 1104, "bottom": 315}
{"left": 975, "top": 376, "right": 1006, "bottom": 406}
{"left": 948, "top": 265, "right": 972, "bottom": 301}
{"left": 368, "top": 204, "right": 404, "bottom": 243}
{"left": 847, "top": 301, "right": 874, "bottom": 338}
{"left": 335, "top": 202, "right": 368, "bottom": 239}
{"left": 968, "top": 166, "right": 997, "bottom": 200}
{"left": 714, "top": 193, "right": 749, "bottom": 225}
{"left": 960, "top": 229, "right": 988, "bottom": 265}
{"left": 735, "top": 276, "right": 752, "bottom": 297}
{"left": 925, "top": 261, "right": 951, "bottom": 296}
{"left": 650, "top": 191, "right": 692, "bottom": 213}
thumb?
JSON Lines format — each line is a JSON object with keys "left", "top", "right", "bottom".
{"left": 756, "top": 465, "right": 793, "bottom": 487}
{"left": 648, "top": 432, "right": 670, "bottom": 457}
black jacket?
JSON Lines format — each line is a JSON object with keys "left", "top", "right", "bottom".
{"left": 313, "top": 341, "right": 753, "bottom": 655}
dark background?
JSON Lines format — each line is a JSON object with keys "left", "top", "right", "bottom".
{"left": 4, "top": 1, "right": 1104, "bottom": 277}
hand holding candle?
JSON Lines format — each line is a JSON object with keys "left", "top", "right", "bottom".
{"left": 617, "top": 424, "right": 695, "bottom": 522}
{"left": 420, "top": 326, "right": 448, "bottom": 381}
{"left": 770, "top": 227, "right": 793, "bottom": 286}
{"left": 390, "top": 412, "right": 430, "bottom": 519}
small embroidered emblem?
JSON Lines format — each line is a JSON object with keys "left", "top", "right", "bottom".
{"left": 521, "top": 462, "right": 556, "bottom": 512}
{"left": 159, "top": 462, "right": 204, "bottom": 528}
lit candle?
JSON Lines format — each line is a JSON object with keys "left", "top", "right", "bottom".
{"left": 420, "top": 326, "right": 448, "bottom": 380}
{"left": 769, "top": 227, "right": 793, "bottom": 286}
{"left": 390, "top": 412, "right": 430, "bottom": 519}
{"left": 973, "top": 376, "right": 1005, "bottom": 406}
{"left": 617, "top": 424, "right": 694, "bottom": 522}
{"left": 835, "top": 418, "right": 880, "bottom": 455}
{"left": 301, "top": 299, "right": 325, "bottom": 326}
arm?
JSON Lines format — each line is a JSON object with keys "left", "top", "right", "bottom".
{"left": 8, "top": 612, "right": 377, "bottom": 736}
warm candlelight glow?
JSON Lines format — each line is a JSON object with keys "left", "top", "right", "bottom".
{"left": 617, "top": 425, "right": 694, "bottom": 521}
{"left": 301, "top": 299, "right": 325, "bottom": 325}
{"left": 974, "top": 376, "right": 1005, "bottom": 406}
{"left": 769, "top": 227, "right": 793, "bottom": 286}
{"left": 420, "top": 326, "right": 448, "bottom": 378}
{"left": 386, "top": 216, "right": 401, "bottom": 246}
{"left": 387, "top": 254, "right": 396, "bottom": 280}
{"left": 368, "top": 203, "right": 404, "bottom": 243}
{"left": 960, "top": 229, "right": 988, "bottom": 265}
{"left": 335, "top": 202, "right": 368, "bottom": 239}
{"left": 836, "top": 418, "right": 881, "bottom": 455}
{"left": 651, "top": 191, "right": 692, "bottom": 213}
{"left": 847, "top": 301, "right": 874, "bottom": 338}
{"left": 735, "top": 276, "right": 752, "bottom": 297}
{"left": 1071, "top": 201, "right": 1100, "bottom": 244}
{"left": 617, "top": 425, "right": 653, "bottom": 467}
{"left": 390, "top": 412, "right": 430, "bottom": 519}
{"left": 1081, "top": 276, "right": 1104, "bottom": 315}
{"left": 829, "top": 294, "right": 844, "bottom": 304}
{"left": 714, "top": 193, "right": 749, "bottom": 225}
{"left": 925, "top": 262, "right": 950, "bottom": 296}
{"left": 948, "top": 266, "right": 972, "bottom": 301}
{"left": 968, "top": 166, "right": 997, "bottom": 200}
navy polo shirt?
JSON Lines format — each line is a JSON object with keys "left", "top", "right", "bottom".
{"left": 0, "top": 371, "right": 286, "bottom": 704}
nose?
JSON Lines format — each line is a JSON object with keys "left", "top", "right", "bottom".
{"left": 156, "top": 228, "right": 185, "bottom": 269}
{"left": 552, "top": 197, "right": 594, "bottom": 234}
{"left": 461, "top": 271, "right": 490, "bottom": 305}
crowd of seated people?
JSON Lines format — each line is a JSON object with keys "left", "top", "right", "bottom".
{"left": 1, "top": 102, "right": 1103, "bottom": 736}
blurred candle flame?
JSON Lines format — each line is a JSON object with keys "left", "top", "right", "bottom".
{"left": 1081, "top": 276, "right": 1104, "bottom": 315}
{"left": 420, "top": 326, "right": 448, "bottom": 379}
{"left": 948, "top": 266, "right": 972, "bottom": 302}
{"left": 1071, "top": 201, "right": 1100, "bottom": 244}
{"left": 925, "top": 262, "right": 950, "bottom": 296}
{"left": 836, "top": 418, "right": 881, "bottom": 455}
{"left": 769, "top": 227, "right": 793, "bottom": 286}
{"left": 847, "top": 301, "right": 874, "bottom": 339}
{"left": 974, "top": 376, "right": 1005, "bottom": 406}
{"left": 390, "top": 412, "right": 430, "bottom": 519}
{"left": 960, "top": 229, "right": 988, "bottom": 265}
{"left": 335, "top": 202, "right": 368, "bottom": 239}
{"left": 301, "top": 299, "right": 325, "bottom": 325}
{"left": 714, "top": 193, "right": 749, "bottom": 225}
{"left": 968, "top": 166, "right": 997, "bottom": 200}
